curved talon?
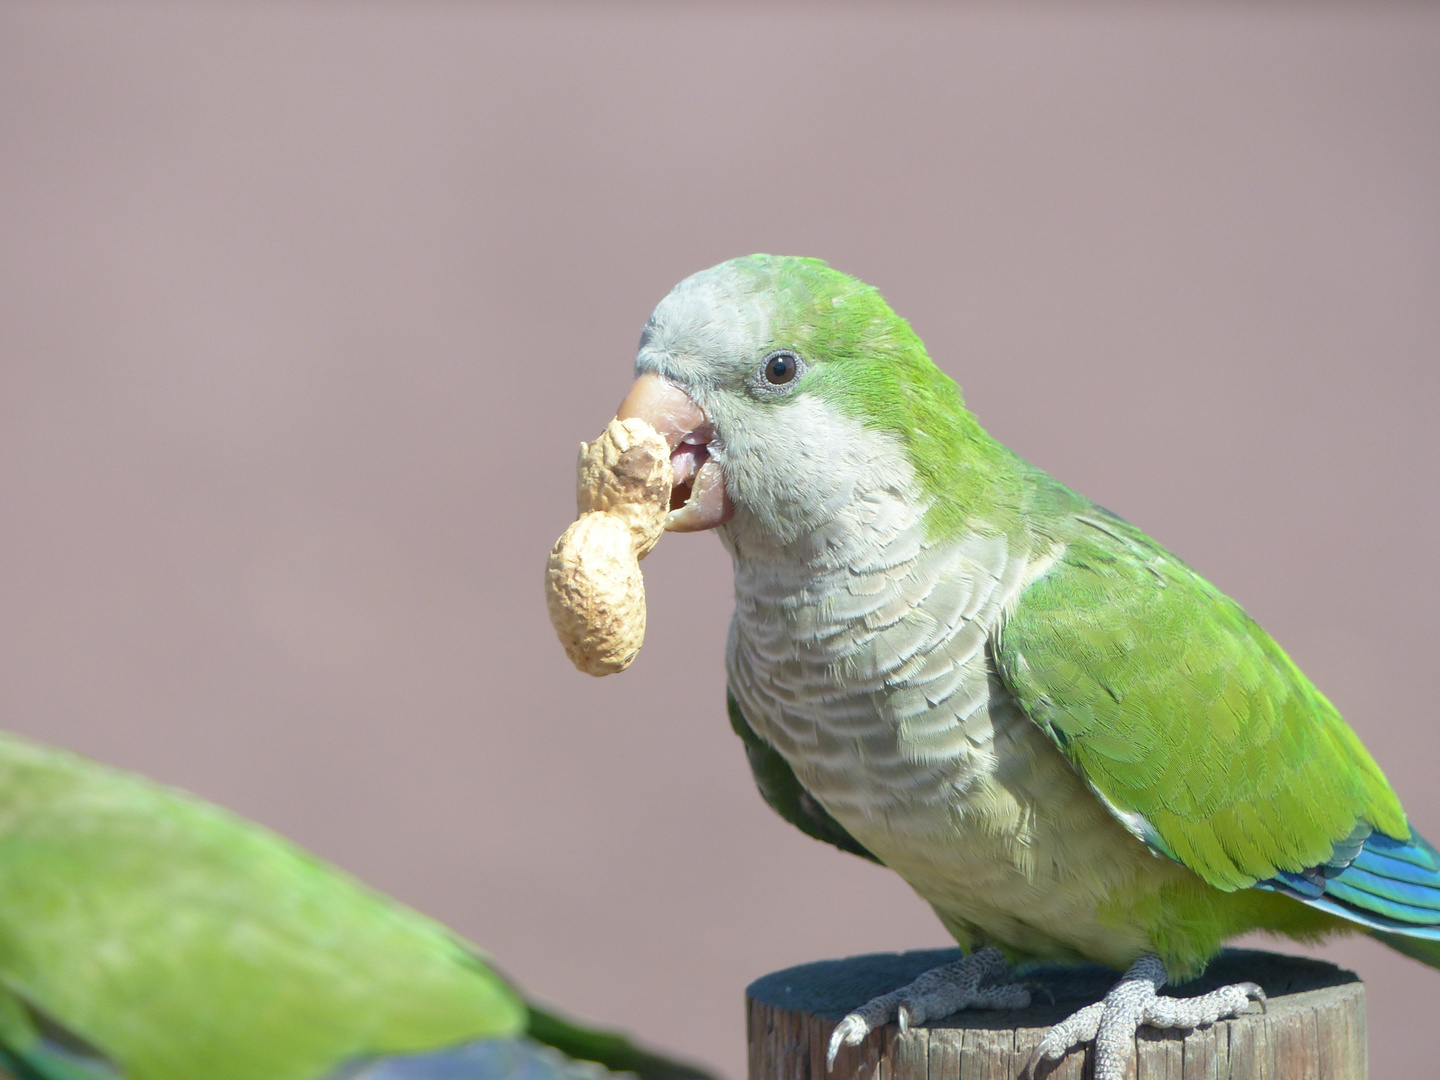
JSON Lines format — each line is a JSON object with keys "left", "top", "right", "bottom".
{"left": 1022, "top": 1042, "right": 1048, "bottom": 1077}
{"left": 826, "top": 1016, "right": 868, "bottom": 1071}
{"left": 1024, "top": 998, "right": 1100, "bottom": 1077}
{"left": 1243, "top": 983, "right": 1268, "bottom": 1014}
{"left": 1022, "top": 1050, "right": 1037, "bottom": 1077}
{"left": 896, "top": 1004, "right": 912, "bottom": 1035}
{"left": 1023, "top": 1028, "right": 1072, "bottom": 1078}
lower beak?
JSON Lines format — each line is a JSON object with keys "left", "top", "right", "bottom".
{"left": 615, "top": 373, "right": 734, "bottom": 532}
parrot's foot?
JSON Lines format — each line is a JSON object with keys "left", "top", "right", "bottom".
{"left": 1024, "top": 955, "right": 1266, "bottom": 1080}
{"left": 825, "top": 947, "right": 1033, "bottom": 1070}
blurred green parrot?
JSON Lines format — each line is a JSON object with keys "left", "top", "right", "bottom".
{"left": 0, "top": 732, "right": 708, "bottom": 1080}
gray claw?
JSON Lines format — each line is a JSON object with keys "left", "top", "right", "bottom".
{"left": 825, "top": 1015, "right": 869, "bottom": 1071}
{"left": 1023, "top": 1041, "right": 1047, "bottom": 1078}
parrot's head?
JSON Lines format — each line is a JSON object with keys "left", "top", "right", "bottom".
{"left": 616, "top": 255, "right": 997, "bottom": 558}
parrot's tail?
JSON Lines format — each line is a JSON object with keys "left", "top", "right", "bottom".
{"left": 1272, "top": 827, "right": 1440, "bottom": 970}
{"left": 334, "top": 1012, "right": 715, "bottom": 1080}
{"left": 525, "top": 1004, "right": 715, "bottom": 1080}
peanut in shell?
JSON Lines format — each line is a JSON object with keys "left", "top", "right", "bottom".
{"left": 545, "top": 418, "right": 672, "bottom": 675}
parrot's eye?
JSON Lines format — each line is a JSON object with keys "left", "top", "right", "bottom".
{"left": 762, "top": 350, "right": 801, "bottom": 386}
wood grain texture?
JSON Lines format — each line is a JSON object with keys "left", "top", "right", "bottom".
{"left": 747, "top": 948, "right": 1364, "bottom": 1080}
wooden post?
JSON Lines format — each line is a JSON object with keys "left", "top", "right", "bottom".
{"left": 747, "top": 947, "right": 1364, "bottom": 1080}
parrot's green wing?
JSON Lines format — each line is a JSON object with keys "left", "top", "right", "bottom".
{"left": 727, "top": 693, "right": 880, "bottom": 864}
{"left": 991, "top": 495, "right": 1408, "bottom": 893}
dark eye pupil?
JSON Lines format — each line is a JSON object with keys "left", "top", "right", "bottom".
{"left": 765, "top": 354, "right": 796, "bottom": 385}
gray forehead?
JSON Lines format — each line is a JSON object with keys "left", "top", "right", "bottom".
{"left": 634, "top": 264, "right": 770, "bottom": 384}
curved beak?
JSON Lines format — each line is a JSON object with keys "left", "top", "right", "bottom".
{"left": 615, "top": 373, "right": 734, "bottom": 532}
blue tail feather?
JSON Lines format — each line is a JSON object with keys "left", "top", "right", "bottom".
{"left": 1269, "top": 869, "right": 1325, "bottom": 899}
{"left": 1325, "top": 868, "right": 1440, "bottom": 921}
{"left": 1260, "top": 827, "right": 1440, "bottom": 968}
{"left": 1324, "top": 830, "right": 1440, "bottom": 919}
{"left": 1348, "top": 846, "right": 1440, "bottom": 887}
{"left": 1359, "top": 830, "right": 1440, "bottom": 870}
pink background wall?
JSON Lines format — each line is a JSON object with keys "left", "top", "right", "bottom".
{"left": 1, "top": 4, "right": 1436, "bottom": 1076}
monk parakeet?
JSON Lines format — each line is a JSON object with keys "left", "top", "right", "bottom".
{"left": 0, "top": 731, "right": 708, "bottom": 1080}
{"left": 613, "top": 254, "right": 1440, "bottom": 1079}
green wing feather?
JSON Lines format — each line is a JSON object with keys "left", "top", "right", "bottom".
{"left": 993, "top": 490, "right": 1407, "bottom": 893}
{"left": 0, "top": 732, "right": 524, "bottom": 1080}
{"left": 727, "top": 693, "right": 880, "bottom": 864}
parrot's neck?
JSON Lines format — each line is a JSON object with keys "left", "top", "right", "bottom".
{"left": 716, "top": 398, "right": 930, "bottom": 575}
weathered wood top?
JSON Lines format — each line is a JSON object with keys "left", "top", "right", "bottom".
{"left": 747, "top": 948, "right": 1365, "bottom": 1079}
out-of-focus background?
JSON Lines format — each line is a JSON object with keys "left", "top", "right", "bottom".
{"left": 1, "top": 3, "right": 1436, "bottom": 1076}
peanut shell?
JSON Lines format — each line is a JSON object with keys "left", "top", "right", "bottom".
{"left": 576, "top": 418, "right": 671, "bottom": 558}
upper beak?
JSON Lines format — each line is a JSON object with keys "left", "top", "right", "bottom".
{"left": 615, "top": 373, "right": 734, "bottom": 532}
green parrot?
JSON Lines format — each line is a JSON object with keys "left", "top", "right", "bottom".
{"left": 0, "top": 731, "right": 708, "bottom": 1080}
{"left": 609, "top": 254, "right": 1440, "bottom": 1079}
